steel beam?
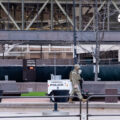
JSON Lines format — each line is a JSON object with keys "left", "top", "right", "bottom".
{"left": 83, "top": 1, "right": 106, "bottom": 31}
{"left": 0, "top": 0, "right": 103, "bottom": 4}
{"left": 0, "top": 31, "right": 119, "bottom": 44}
{"left": 112, "top": 0, "right": 120, "bottom": 13}
{"left": 26, "top": 0, "right": 49, "bottom": 30}
{"left": 0, "top": 2, "right": 20, "bottom": 30}
{"left": 55, "top": 0, "right": 78, "bottom": 30}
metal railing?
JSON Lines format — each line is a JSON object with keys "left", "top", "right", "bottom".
{"left": 86, "top": 94, "right": 120, "bottom": 120}
{"left": 1, "top": 94, "right": 120, "bottom": 120}
{"left": 0, "top": 95, "right": 82, "bottom": 120}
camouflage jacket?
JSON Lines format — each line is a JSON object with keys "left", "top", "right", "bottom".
{"left": 69, "top": 69, "right": 82, "bottom": 86}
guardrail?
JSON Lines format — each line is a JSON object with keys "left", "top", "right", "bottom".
{"left": 0, "top": 95, "right": 82, "bottom": 120}
{"left": 86, "top": 94, "right": 120, "bottom": 120}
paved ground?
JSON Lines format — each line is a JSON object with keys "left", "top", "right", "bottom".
{"left": 0, "top": 110, "right": 120, "bottom": 120}
{"left": 2, "top": 98, "right": 50, "bottom": 103}
{"left": 0, "top": 99, "right": 120, "bottom": 120}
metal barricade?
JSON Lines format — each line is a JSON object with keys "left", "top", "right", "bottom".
{"left": 86, "top": 94, "right": 120, "bottom": 120}
{"left": 0, "top": 95, "right": 82, "bottom": 120}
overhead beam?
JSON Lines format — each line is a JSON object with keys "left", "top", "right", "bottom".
{"left": 0, "top": 31, "right": 120, "bottom": 44}
{"left": 0, "top": 0, "right": 102, "bottom": 4}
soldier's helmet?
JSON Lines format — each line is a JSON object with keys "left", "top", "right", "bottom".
{"left": 74, "top": 64, "right": 80, "bottom": 70}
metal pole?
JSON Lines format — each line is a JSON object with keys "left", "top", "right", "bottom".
{"left": 78, "top": 0, "right": 82, "bottom": 64}
{"left": 107, "top": 0, "right": 110, "bottom": 31}
{"left": 79, "top": 0, "right": 82, "bottom": 31}
{"left": 53, "top": 102, "right": 58, "bottom": 111}
{"left": 2, "top": 45, "right": 4, "bottom": 59}
{"left": 94, "top": 0, "right": 100, "bottom": 81}
{"left": 73, "top": 0, "right": 77, "bottom": 64}
{"left": 40, "top": 45, "right": 42, "bottom": 59}
{"left": 93, "top": 6, "right": 96, "bottom": 31}
{"left": 54, "top": 51, "right": 56, "bottom": 76}
{"left": 22, "top": 0, "right": 24, "bottom": 30}
{"left": 87, "top": 100, "right": 89, "bottom": 120}
{"left": 80, "top": 100, "right": 81, "bottom": 120}
{"left": 7, "top": 0, "right": 10, "bottom": 30}
{"left": 51, "top": 0, "right": 53, "bottom": 30}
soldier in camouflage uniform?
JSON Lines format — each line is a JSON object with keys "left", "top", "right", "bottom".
{"left": 69, "top": 64, "right": 86, "bottom": 102}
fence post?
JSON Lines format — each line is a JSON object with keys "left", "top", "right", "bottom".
{"left": 53, "top": 102, "right": 58, "bottom": 111}
{"left": 80, "top": 100, "right": 81, "bottom": 120}
{"left": 86, "top": 100, "right": 89, "bottom": 120}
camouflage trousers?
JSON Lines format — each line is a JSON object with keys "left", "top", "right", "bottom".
{"left": 71, "top": 85, "right": 83, "bottom": 100}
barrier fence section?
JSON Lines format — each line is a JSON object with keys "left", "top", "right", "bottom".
{"left": 0, "top": 96, "right": 82, "bottom": 120}
{"left": 86, "top": 94, "right": 120, "bottom": 120}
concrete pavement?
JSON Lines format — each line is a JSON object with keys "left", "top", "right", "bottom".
{"left": 0, "top": 99, "right": 120, "bottom": 120}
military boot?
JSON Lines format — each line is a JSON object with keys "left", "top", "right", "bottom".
{"left": 82, "top": 98, "right": 87, "bottom": 103}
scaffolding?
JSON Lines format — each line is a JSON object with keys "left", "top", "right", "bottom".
{"left": 0, "top": 0, "right": 119, "bottom": 31}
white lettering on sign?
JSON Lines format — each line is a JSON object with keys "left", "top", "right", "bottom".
{"left": 27, "top": 60, "right": 36, "bottom": 66}
{"left": 50, "top": 84, "right": 63, "bottom": 86}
